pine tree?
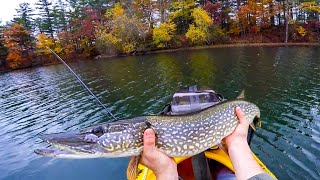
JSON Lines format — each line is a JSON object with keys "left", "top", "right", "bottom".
{"left": 13, "top": 3, "right": 34, "bottom": 31}
{"left": 35, "top": 0, "right": 54, "bottom": 38}
{"left": 52, "top": 0, "right": 68, "bottom": 33}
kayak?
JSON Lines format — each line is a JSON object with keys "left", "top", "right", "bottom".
{"left": 135, "top": 148, "right": 277, "bottom": 180}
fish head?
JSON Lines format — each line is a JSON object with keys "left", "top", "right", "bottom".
{"left": 35, "top": 118, "right": 148, "bottom": 158}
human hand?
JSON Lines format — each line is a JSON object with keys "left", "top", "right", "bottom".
{"left": 224, "top": 107, "right": 266, "bottom": 180}
{"left": 140, "top": 129, "right": 178, "bottom": 180}
{"left": 224, "top": 106, "right": 249, "bottom": 148}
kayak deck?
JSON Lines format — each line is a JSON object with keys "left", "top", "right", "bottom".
{"left": 135, "top": 148, "right": 277, "bottom": 180}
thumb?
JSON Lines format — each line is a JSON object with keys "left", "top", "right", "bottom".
{"left": 235, "top": 107, "right": 248, "bottom": 125}
{"left": 143, "top": 129, "right": 156, "bottom": 153}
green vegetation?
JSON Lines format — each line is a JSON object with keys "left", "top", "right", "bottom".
{"left": 0, "top": 0, "right": 319, "bottom": 71}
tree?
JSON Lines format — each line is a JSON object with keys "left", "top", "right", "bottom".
{"left": 35, "top": 0, "right": 54, "bottom": 38}
{"left": 0, "top": 23, "right": 8, "bottom": 65}
{"left": 170, "top": 0, "right": 196, "bottom": 34}
{"left": 36, "top": 33, "right": 54, "bottom": 54}
{"left": 77, "top": 7, "right": 103, "bottom": 56}
{"left": 14, "top": 3, "right": 34, "bottom": 31}
{"left": 1, "top": 23, "right": 32, "bottom": 69}
{"left": 96, "top": 3, "right": 147, "bottom": 54}
{"left": 153, "top": 20, "right": 176, "bottom": 48}
{"left": 186, "top": 24, "right": 207, "bottom": 44}
{"left": 158, "top": 0, "right": 171, "bottom": 23}
{"left": 131, "top": 0, "right": 156, "bottom": 31}
{"left": 186, "top": 7, "right": 212, "bottom": 45}
{"left": 298, "top": 1, "right": 320, "bottom": 20}
{"left": 51, "top": 0, "right": 68, "bottom": 33}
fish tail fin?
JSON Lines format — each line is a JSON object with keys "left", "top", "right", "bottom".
{"left": 127, "top": 156, "right": 140, "bottom": 180}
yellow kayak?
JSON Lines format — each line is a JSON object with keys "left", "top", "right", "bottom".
{"left": 135, "top": 148, "right": 277, "bottom": 180}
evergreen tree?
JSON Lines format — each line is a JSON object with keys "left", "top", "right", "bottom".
{"left": 52, "top": 0, "right": 68, "bottom": 33}
{"left": 35, "top": 0, "right": 54, "bottom": 38}
{"left": 13, "top": 3, "right": 34, "bottom": 31}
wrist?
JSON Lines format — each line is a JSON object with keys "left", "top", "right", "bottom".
{"left": 227, "top": 138, "right": 249, "bottom": 151}
{"left": 155, "top": 163, "right": 178, "bottom": 180}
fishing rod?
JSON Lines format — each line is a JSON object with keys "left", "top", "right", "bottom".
{"left": 46, "top": 46, "right": 117, "bottom": 120}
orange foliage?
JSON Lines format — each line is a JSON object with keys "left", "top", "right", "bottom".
{"left": 1, "top": 23, "right": 31, "bottom": 69}
{"left": 236, "top": 0, "right": 276, "bottom": 35}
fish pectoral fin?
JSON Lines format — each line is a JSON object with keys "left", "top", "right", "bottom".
{"left": 127, "top": 156, "right": 140, "bottom": 180}
{"left": 236, "top": 90, "right": 245, "bottom": 99}
{"left": 250, "top": 123, "right": 257, "bottom": 131}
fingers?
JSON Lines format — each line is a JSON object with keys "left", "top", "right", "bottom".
{"left": 235, "top": 107, "right": 248, "bottom": 125}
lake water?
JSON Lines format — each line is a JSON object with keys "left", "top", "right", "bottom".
{"left": 0, "top": 46, "right": 319, "bottom": 179}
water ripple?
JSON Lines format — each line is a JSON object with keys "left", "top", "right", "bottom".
{"left": 0, "top": 47, "right": 319, "bottom": 179}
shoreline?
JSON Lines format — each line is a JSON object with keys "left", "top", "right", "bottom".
{"left": 96, "top": 42, "right": 320, "bottom": 59}
{"left": 1, "top": 42, "right": 319, "bottom": 73}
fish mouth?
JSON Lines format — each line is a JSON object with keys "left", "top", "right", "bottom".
{"left": 35, "top": 131, "right": 107, "bottom": 158}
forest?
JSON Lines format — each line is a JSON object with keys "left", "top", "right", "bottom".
{"left": 0, "top": 0, "right": 319, "bottom": 71}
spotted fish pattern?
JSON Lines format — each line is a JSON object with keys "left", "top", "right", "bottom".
{"left": 35, "top": 99, "right": 260, "bottom": 158}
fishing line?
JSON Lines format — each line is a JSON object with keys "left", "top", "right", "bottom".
{"left": 46, "top": 46, "right": 117, "bottom": 120}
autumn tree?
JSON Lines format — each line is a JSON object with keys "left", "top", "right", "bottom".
{"left": 170, "top": 0, "right": 196, "bottom": 34}
{"left": 186, "top": 7, "right": 212, "bottom": 45}
{"left": 131, "top": 0, "right": 156, "bottom": 31}
{"left": 54, "top": 31, "right": 77, "bottom": 59}
{"left": 96, "top": 3, "right": 147, "bottom": 55}
{"left": 1, "top": 23, "right": 32, "bottom": 69}
{"left": 36, "top": 33, "right": 54, "bottom": 54}
{"left": 0, "top": 23, "right": 8, "bottom": 65}
{"left": 153, "top": 20, "right": 176, "bottom": 48}
{"left": 76, "top": 7, "right": 103, "bottom": 56}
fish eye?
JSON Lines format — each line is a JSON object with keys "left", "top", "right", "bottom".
{"left": 91, "top": 126, "right": 105, "bottom": 136}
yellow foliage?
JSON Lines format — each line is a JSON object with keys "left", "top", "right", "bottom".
{"left": 105, "top": 3, "right": 125, "bottom": 18}
{"left": 153, "top": 20, "right": 176, "bottom": 48}
{"left": 122, "top": 43, "right": 135, "bottom": 53}
{"left": 228, "top": 21, "right": 241, "bottom": 35}
{"left": 113, "top": 3, "right": 125, "bottom": 17}
{"left": 97, "top": 3, "right": 147, "bottom": 54}
{"left": 186, "top": 24, "right": 206, "bottom": 45}
{"left": 192, "top": 7, "right": 212, "bottom": 28}
{"left": 185, "top": 7, "right": 212, "bottom": 45}
{"left": 299, "top": 2, "right": 320, "bottom": 13}
{"left": 296, "top": 26, "right": 307, "bottom": 37}
{"left": 54, "top": 46, "right": 63, "bottom": 54}
{"left": 170, "top": 0, "right": 195, "bottom": 20}
{"left": 36, "top": 33, "right": 54, "bottom": 54}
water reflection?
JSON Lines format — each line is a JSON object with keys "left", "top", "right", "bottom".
{"left": 0, "top": 46, "right": 319, "bottom": 179}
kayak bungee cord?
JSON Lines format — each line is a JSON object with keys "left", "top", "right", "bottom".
{"left": 46, "top": 46, "right": 117, "bottom": 120}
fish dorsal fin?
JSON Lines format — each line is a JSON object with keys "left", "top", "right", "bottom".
{"left": 237, "top": 90, "right": 245, "bottom": 99}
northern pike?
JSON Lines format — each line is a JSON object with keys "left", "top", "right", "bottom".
{"left": 35, "top": 91, "right": 260, "bottom": 179}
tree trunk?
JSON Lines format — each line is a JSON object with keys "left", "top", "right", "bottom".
{"left": 285, "top": 0, "right": 291, "bottom": 43}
